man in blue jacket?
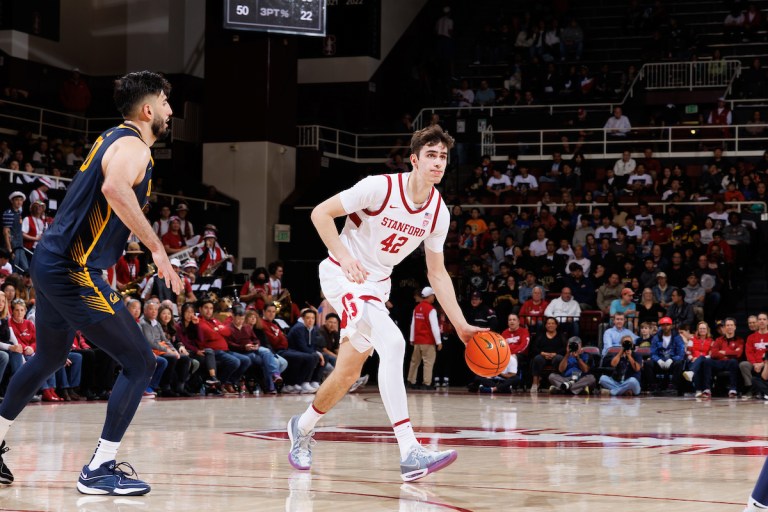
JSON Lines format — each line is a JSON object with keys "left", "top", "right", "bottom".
{"left": 643, "top": 316, "right": 686, "bottom": 395}
{"left": 287, "top": 309, "right": 328, "bottom": 390}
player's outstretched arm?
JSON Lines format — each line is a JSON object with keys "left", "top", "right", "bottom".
{"left": 311, "top": 194, "right": 368, "bottom": 284}
{"left": 101, "top": 137, "right": 182, "bottom": 294}
{"left": 425, "top": 247, "right": 487, "bottom": 344}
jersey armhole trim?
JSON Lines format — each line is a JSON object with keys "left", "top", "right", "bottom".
{"left": 362, "top": 175, "right": 392, "bottom": 216}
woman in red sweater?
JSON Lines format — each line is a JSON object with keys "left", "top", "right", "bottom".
{"left": 681, "top": 321, "right": 713, "bottom": 397}
{"left": 9, "top": 299, "right": 63, "bottom": 401}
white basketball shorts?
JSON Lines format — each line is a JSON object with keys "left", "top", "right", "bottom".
{"left": 318, "top": 257, "right": 392, "bottom": 353}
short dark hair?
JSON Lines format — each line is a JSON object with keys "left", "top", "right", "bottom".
{"left": 325, "top": 313, "right": 340, "bottom": 322}
{"left": 113, "top": 70, "right": 171, "bottom": 117}
{"left": 410, "top": 125, "right": 455, "bottom": 156}
{"left": 267, "top": 260, "right": 284, "bottom": 275}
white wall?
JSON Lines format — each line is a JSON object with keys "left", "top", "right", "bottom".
{"left": 0, "top": 0, "right": 205, "bottom": 77}
{"left": 297, "top": 0, "right": 428, "bottom": 84}
{"left": 202, "top": 141, "right": 296, "bottom": 269}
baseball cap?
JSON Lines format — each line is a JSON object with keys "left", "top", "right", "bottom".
{"left": 203, "top": 230, "right": 217, "bottom": 240}
{"left": 183, "top": 260, "right": 198, "bottom": 269}
{"left": 621, "top": 287, "right": 634, "bottom": 296}
{"left": 471, "top": 291, "right": 482, "bottom": 299}
{"left": 656, "top": 272, "right": 667, "bottom": 278}
{"left": 37, "top": 177, "right": 53, "bottom": 188}
{"left": 176, "top": 203, "right": 189, "bottom": 211}
{"left": 170, "top": 258, "right": 181, "bottom": 267}
{"left": 421, "top": 286, "right": 435, "bottom": 298}
{"left": 169, "top": 215, "right": 181, "bottom": 223}
{"left": 659, "top": 317, "right": 673, "bottom": 325}
{"left": 8, "top": 191, "right": 25, "bottom": 201}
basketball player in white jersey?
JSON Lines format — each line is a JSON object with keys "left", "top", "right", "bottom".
{"left": 287, "top": 125, "right": 485, "bottom": 482}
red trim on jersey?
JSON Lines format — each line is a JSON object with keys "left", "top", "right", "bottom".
{"left": 312, "top": 403, "right": 326, "bottom": 415}
{"left": 398, "top": 173, "right": 435, "bottom": 214}
{"left": 359, "top": 295, "right": 382, "bottom": 303}
{"left": 393, "top": 418, "right": 411, "bottom": 427}
{"left": 362, "top": 175, "right": 392, "bottom": 216}
{"left": 349, "top": 212, "right": 362, "bottom": 227}
{"left": 430, "top": 195, "right": 442, "bottom": 234}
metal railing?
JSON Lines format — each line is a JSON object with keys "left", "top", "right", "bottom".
{"left": 451, "top": 201, "right": 766, "bottom": 215}
{"left": 641, "top": 59, "right": 741, "bottom": 91}
{"left": 480, "top": 123, "right": 768, "bottom": 160}
{"left": 296, "top": 125, "right": 410, "bottom": 162}
{"left": 295, "top": 201, "right": 766, "bottom": 215}
{"left": 0, "top": 98, "right": 200, "bottom": 142}
{"left": 0, "top": 166, "right": 230, "bottom": 210}
{"left": 410, "top": 59, "right": 739, "bottom": 130}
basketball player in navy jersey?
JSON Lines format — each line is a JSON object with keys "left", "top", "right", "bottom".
{"left": 0, "top": 71, "right": 181, "bottom": 495}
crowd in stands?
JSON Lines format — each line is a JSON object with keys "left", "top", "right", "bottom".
{"left": 435, "top": 141, "right": 767, "bottom": 397}
{"left": 0, "top": 229, "right": 369, "bottom": 401}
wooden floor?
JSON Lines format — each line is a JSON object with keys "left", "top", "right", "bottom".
{"left": 0, "top": 389, "right": 764, "bottom": 511}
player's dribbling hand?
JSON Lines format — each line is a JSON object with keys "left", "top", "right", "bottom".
{"left": 339, "top": 256, "right": 369, "bottom": 284}
{"left": 456, "top": 323, "right": 489, "bottom": 346}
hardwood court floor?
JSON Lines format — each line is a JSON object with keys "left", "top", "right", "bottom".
{"left": 0, "top": 389, "right": 764, "bottom": 511}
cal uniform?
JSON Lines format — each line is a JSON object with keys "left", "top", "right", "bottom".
{"left": 33, "top": 124, "right": 152, "bottom": 327}
{"left": 319, "top": 172, "right": 449, "bottom": 352}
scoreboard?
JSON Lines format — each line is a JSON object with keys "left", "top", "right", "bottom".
{"left": 223, "top": 0, "right": 326, "bottom": 37}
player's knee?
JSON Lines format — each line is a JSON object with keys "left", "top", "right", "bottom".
{"left": 336, "top": 366, "right": 361, "bottom": 387}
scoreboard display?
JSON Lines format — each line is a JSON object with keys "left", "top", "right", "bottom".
{"left": 223, "top": 0, "right": 326, "bottom": 37}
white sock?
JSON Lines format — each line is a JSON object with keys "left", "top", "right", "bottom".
{"left": 88, "top": 438, "right": 121, "bottom": 470}
{"left": 0, "top": 416, "right": 12, "bottom": 444}
{"left": 297, "top": 403, "right": 325, "bottom": 435}
{"left": 393, "top": 419, "right": 419, "bottom": 460}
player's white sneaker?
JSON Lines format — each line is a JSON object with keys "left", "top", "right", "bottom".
{"left": 287, "top": 415, "right": 314, "bottom": 471}
{"left": 399, "top": 445, "right": 457, "bottom": 482}
{"left": 682, "top": 371, "right": 694, "bottom": 382}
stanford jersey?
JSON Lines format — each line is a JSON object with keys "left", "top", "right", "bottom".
{"left": 336, "top": 173, "right": 449, "bottom": 282}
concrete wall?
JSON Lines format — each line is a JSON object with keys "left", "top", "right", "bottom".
{"left": 0, "top": 0, "right": 205, "bottom": 77}
{"left": 297, "top": 0, "right": 427, "bottom": 83}
{"left": 202, "top": 141, "right": 296, "bottom": 269}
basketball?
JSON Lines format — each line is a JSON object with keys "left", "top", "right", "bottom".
{"left": 465, "top": 331, "right": 511, "bottom": 378}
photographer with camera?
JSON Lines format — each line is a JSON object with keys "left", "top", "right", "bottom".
{"left": 548, "top": 336, "right": 596, "bottom": 395}
{"left": 644, "top": 317, "right": 686, "bottom": 395}
{"left": 601, "top": 312, "right": 637, "bottom": 364}
{"left": 598, "top": 335, "right": 643, "bottom": 396}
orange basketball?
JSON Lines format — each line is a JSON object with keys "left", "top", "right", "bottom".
{"left": 465, "top": 331, "right": 511, "bottom": 378}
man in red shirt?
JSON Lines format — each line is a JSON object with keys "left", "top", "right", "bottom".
{"left": 261, "top": 302, "right": 317, "bottom": 394}
{"left": 198, "top": 297, "right": 250, "bottom": 394}
{"left": 700, "top": 317, "right": 743, "bottom": 398}
{"left": 501, "top": 313, "right": 530, "bottom": 377}
{"left": 743, "top": 312, "right": 768, "bottom": 397}
{"left": 407, "top": 287, "right": 441, "bottom": 390}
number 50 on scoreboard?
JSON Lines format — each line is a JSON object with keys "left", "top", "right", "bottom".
{"left": 224, "top": 0, "right": 327, "bottom": 37}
